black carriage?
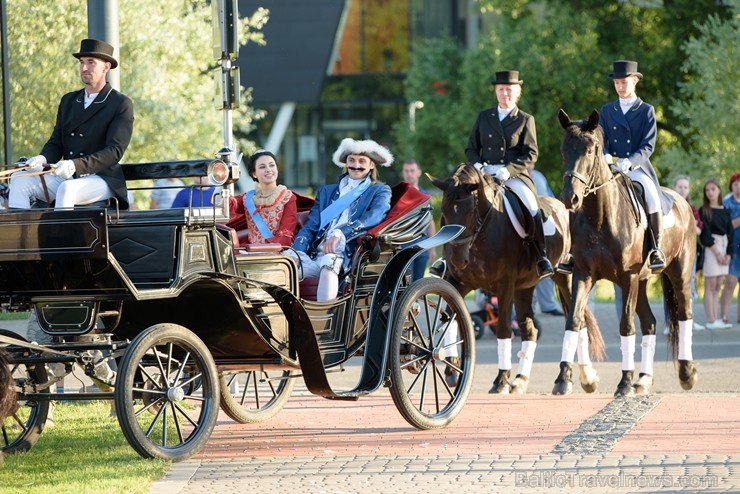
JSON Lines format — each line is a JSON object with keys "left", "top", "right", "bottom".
{"left": 0, "top": 159, "right": 475, "bottom": 461}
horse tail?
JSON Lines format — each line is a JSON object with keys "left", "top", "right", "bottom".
{"left": 661, "top": 272, "right": 680, "bottom": 360}
{"left": 584, "top": 306, "right": 606, "bottom": 362}
{"left": 0, "top": 346, "right": 16, "bottom": 422}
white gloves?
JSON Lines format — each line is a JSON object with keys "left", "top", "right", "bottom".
{"left": 490, "top": 165, "right": 510, "bottom": 182}
{"left": 52, "top": 160, "right": 76, "bottom": 180}
{"left": 23, "top": 155, "right": 47, "bottom": 172}
{"left": 473, "top": 162, "right": 484, "bottom": 171}
{"left": 603, "top": 153, "right": 614, "bottom": 165}
{"left": 616, "top": 158, "right": 632, "bottom": 174}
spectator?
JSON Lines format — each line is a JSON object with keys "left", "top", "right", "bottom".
{"left": 171, "top": 176, "right": 218, "bottom": 208}
{"left": 700, "top": 178, "right": 734, "bottom": 329}
{"left": 8, "top": 39, "right": 133, "bottom": 209}
{"left": 150, "top": 177, "right": 184, "bottom": 209}
{"left": 226, "top": 150, "right": 297, "bottom": 247}
{"left": 720, "top": 173, "right": 740, "bottom": 325}
{"left": 402, "top": 159, "right": 437, "bottom": 281}
{"left": 290, "top": 138, "right": 392, "bottom": 302}
{"left": 528, "top": 164, "right": 563, "bottom": 316}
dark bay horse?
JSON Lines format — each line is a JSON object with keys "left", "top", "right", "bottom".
{"left": 555, "top": 109, "right": 698, "bottom": 396}
{"left": 430, "top": 164, "right": 604, "bottom": 393}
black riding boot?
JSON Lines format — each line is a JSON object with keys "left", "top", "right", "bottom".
{"left": 557, "top": 253, "right": 574, "bottom": 275}
{"left": 533, "top": 211, "right": 554, "bottom": 279}
{"left": 648, "top": 211, "right": 666, "bottom": 273}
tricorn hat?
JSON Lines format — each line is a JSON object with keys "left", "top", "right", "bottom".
{"left": 608, "top": 60, "right": 642, "bottom": 80}
{"left": 332, "top": 138, "right": 394, "bottom": 167}
{"left": 491, "top": 70, "right": 523, "bottom": 85}
{"left": 73, "top": 38, "right": 118, "bottom": 69}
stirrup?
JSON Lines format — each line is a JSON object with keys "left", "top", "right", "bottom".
{"left": 537, "top": 257, "right": 554, "bottom": 279}
{"left": 648, "top": 249, "right": 666, "bottom": 272}
{"left": 556, "top": 253, "right": 574, "bottom": 275}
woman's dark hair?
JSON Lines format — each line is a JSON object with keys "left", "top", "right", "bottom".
{"left": 246, "top": 150, "right": 277, "bottom": 181}
{"left": 701, "top": 177, "right": 723, "bottom": 221}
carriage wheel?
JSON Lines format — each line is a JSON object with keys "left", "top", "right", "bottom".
{"left": 388, "top": 278, "right": 475, "bottom": 430}
{"left": 0, "top": 330, "right": 50, "bottom": 454}
{"left": 114, "top": 324, "right": 219, "bottom": 461}
{"left": 219, "top": 369, "right": 296, "bottom": 424}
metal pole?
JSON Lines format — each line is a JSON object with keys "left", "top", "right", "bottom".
{"left": 87, "top": 0, "right": 120, "bottom": 90}
{"left": 1, "top": 0, "right": 11, "bottom": 163}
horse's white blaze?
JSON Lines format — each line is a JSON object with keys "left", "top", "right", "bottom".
{"left": 640, "top": 334, "right": 657, "bottom": 375}
{"left": 516, "top": 340, "right": 536, "bottom": 377}
{"left": 497, "top": 338, "right": 512, "bottom": 370}
{"left": 620, "top": 334, "right": 636, "bottom": 371}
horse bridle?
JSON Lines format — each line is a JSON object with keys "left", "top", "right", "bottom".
{"left": 563, "top": 141, "right": 615, "bottom": 197}
{"left": 447, "top": 167, "right": 496, "bottom": 249}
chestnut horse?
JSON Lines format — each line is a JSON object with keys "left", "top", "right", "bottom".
{"left": 555, "top": 109, "right": 698, "bottom": 396}
{"left": 431, "top": 164, "right": 603, "bottom": 393}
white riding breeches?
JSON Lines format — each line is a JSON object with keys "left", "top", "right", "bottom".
{"left": 627, "top": 167, "right": 660, "bottom": 214}
{"left": 9, "top": 171, "right": 114, "bottom": 209}
{"left": 504, "top": 177, "right": 538, "bottom": 215}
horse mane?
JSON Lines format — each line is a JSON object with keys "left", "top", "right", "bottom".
{"left": 450, "top": 163, "right": 494, "bottom": 189}
{"left": 564, "top": 118, "right": 604, "bottom": 149}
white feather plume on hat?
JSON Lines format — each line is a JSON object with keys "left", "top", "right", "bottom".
{"left": 332, "top": 138, "right": 394, "bottom": 167}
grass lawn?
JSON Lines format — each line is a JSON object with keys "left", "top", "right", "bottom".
{"left": 0, "top": 402, "right": 168, "bottom": 494}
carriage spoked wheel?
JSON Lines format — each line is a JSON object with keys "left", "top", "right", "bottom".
{"left": 114, "top": 324, "right": 219, "bottom": 461}
{"left": 0, "top": 329, "right": 50, "bottom": 454}
{"left": 388, "top": 277, "right": 475, "bottom": 430}
{"left": 219, "top": 369, "right": 297, "bottom": 423}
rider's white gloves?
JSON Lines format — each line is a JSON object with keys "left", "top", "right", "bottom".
{"left": 490, "top": 165, "right": 510, "bottom": 182}
{"left": 616, "top": 158, "right": 632, "bottom": 174}
{"left": 52, "top": 160, "right": 76, "bottom": 180}
{"left": 603, "top": 153, "right": 614, "bottom": 165}
{"left": 24, "top": 155, "right": 47, "bottom": 172}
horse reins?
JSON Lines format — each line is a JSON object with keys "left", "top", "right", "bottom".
{"left": 448, "top": 168, "right": 496, "bottom": 249}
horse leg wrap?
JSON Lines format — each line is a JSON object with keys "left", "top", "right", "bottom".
{"left": 516, "top": 340, "right": 537, "bottom": 377}
{"left": 560, "top": 330, "right": 579, "bottom": 363}
{"left": 442, "top": 319, "right": 459, "bottom": 357}
{"left": 576, "top": 328, "right": 591, "bottom": 366}
{"left": 678, "top": 319, "right": 693, "bottom": 361}
{"left": 620, "top": 334, "right": 636, "bottom": 371}
{"left": 497, "top": 338, "right": 512, "bottom": 370}
{"left": 640, "top": 334, "right": 656, "bottom": 376}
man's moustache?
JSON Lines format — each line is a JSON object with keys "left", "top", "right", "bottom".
{"left": 347, "top": 167, "right": 367, "bottom": 172}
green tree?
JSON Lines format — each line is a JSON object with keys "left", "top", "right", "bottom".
{"left": 661, "top": 9, "right": 739, "bottom": 193}
{"left": 5, "top": 1, "right": 268, "bottom": 163}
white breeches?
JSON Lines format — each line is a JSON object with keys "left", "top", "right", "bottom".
{"left": 626, "top": 168, "right": 660, "bottom": 214}
{"left": 9, "top": 171, "right": 113, "bottom": 209}
{"left": 289, "top": 250, "right": 345, "bottom": 302}
{"left": 504, "top": 177, "right": 538, "bottom": 215}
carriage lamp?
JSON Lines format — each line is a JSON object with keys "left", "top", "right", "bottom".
{"left": 207, "top": 159, "right": 230, "bottom": 185}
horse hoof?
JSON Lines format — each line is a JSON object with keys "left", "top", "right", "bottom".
{"left": 614, "top": 384, "right": 636, "bottom": 397}
{"left": 488, "top": 383, "right": 511, "bottom": 394}
{"left": 578, "top": 364, "right": 599, "bottom": 393}
{"left": 552, "top": 380, "right": 573, "bottom": 395}
{"left": 633, "top": 373, "right": 654, "bottom": 396}
{"left": 511, "top": 375, "right": 529, "bottom": 394}
{"left": 678, "top": 360, "right": 698, "bottom": 390}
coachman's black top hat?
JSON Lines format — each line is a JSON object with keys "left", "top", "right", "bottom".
{"left": 608, "top": 60, "right": 642, "bottom": 80}
{"left": 491, "top": 70, "right": 523, "bottom": 85}
{"left": 73, "top": 39, "right": 118, "bottom": 69}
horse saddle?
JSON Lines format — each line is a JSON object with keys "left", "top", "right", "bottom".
{"left": 621, "top": 178, "right": 676, "bottom": 229}
{"left": 500, "top": 187, "right": 556, "bottom": 240}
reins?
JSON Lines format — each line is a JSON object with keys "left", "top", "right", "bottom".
{"left": 447, "top": 168, "right": 496, "bottom": 248}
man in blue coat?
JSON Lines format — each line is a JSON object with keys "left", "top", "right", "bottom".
{"left": 559, "top": 60, "right": 667, "bottom": 274}
{"left": 9, "top": 39, "right": 133, "bottom": 209}
{"left": 292, "top": 138, "right": 392, "bottom": 302}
